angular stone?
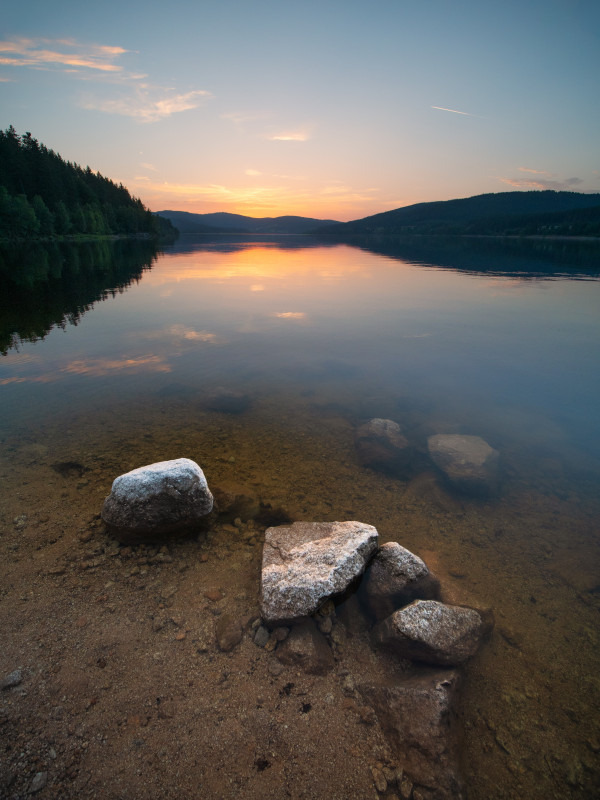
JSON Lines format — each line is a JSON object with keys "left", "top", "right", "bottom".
{"left": 215, "top": 614, "right": 243, "bottom": 652}
{"left": 427, "top": 434, "right": 499, "bottom": 495}
{"left": 260, "top": 521, "right": 379, "bottom": 625}
{"left": 275, "top": 619, "right": 334, "bottom": 675}
{"left": 361, "top": 542, "right": 440, "bottom": 621}
{"left": 101, "top": 458, "right": 213, "bottom": 539}
{"left": 372, "top": 599, "right": 490, "bottom": 666}
{"left": 360, "top": 672, "right": 462, "bottom": 800}
{"left": 0, "top": 668, "right": 22, "bottom": 690}
{"left": 355, "top": 418, "right": 412, "bottom": 475}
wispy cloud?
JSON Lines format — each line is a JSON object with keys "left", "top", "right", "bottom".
{"left": 431, "top": 105, "right": 481, "bottom": 118}
{"left": 82, "top": 86, "right": 212, "bottom": 122}
{"left": 0, "top": 36, "right": 212, "bottom": 123}
{"left": 245, "top": 168, "right": 262, "bottom": 176}
{"left": 0, "top": 36, "right": 127, "bottom": 73}
{"left": 266, "top": 131, "right": 310, "bottom": 141}
{"left": 518, "top": 167, "right": 548, "bottom": 174}
{"left": 500, "top": 175, "right": 584, "bottom": 191}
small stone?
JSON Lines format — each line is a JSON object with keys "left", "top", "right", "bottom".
{"left": 204, "top": 588, "right": 223, "bottom": 602}
{"left": 317, "top": 616, "right": 333, "bottom": 634}
{"left": 0, "top": 669, "right": 22, "bottom": 690}
{"left": 216, "top": 614, "right": 243, "bottom": 652}
{"left": 254, "top": 626, "right": 270, "bottom": 647}
{"left": 399, "top": 776, "right": 413, "bottom": 799}
{"left": 273, "top": 627, "right": 290, "bottom": 642}
{"left": 372, "top": 765, "right": 388, "bottom": 793}
{"left": 31, "top": 772, "right": 48, "bottom": 793}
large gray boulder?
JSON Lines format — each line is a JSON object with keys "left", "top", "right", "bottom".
{"left": 101, "top": 458, "right": 213, "bottom": 539}
{"left": 260, "top": 521, "right": 379, "bottom": 625}
{"left": 355, "top": 418, "right": 412, "bottom": 475}
{"left": 427, "top": 434, "right": 499, "bottom": 495}
{"left": 372, "top": 599, "right": 490, "bottom": 666}
{"left": 360, "top": 671, "right": 463, "bottom": 800}
{"left": 361, "top": 542, "right": 440, "bottom": 621}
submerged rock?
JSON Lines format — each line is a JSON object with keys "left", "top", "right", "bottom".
{"left": 360, "top": 671, "right": 463, "bottom": 800}
{"left": 372, "top": 599, "right": 490, "bottom": 666}
{"left": 275, "top": 619, "right": 334, "bottom": 675}
{"left": 203, "top": 387, "right": 252, "bottom": 414}
{"left": 361, "top": 542, "right": 440, "bottom": 621}
{"left": 260, "top": 521, "right": 379, "bottom": 625}
{"left": 355, "top": 418, "right": 412, "bottom": 475}
{"left": 101, "top": 458, "right": 213, "bottom": 539}
{"left": 427, "top": 434, "right": 499, "bottom": 495}
{"left": 212, "top": 481, "right": 260, "bottom": 522}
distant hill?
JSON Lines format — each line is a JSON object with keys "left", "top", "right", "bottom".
{"left": 156, "top": 210, "right": 341, "bottom": 234}
{"left": 318, "top": 191, "right": 600, "bottom": 237}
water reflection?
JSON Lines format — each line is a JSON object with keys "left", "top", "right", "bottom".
{"left": 0, "top": 238, "right": 161, "bottom": 354}
{"left": 1, "top": 234, "right": 599, "bottom": 799}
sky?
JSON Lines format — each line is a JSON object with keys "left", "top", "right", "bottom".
{"left": 1, "top": 0, "right": 599, "bottom": 221}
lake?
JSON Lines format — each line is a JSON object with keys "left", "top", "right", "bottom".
{"left": 1, "top": 234, "right": 599, "bottom": 799}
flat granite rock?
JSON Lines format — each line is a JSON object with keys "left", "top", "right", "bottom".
{"left": 101, "top": 458, "right": 213, "bottom": 539}
{"left": 372, "top": 599, "right": 490, "bottom": 666}
{"left": 427, "top": 434, "right": 500, "bottom": 495}
{"left": 260, "top": 521, "right": 379, "bottom": 625}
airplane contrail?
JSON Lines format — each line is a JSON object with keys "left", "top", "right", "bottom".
{"left": 431, "top": 105, "right": 478, "bottom": 117}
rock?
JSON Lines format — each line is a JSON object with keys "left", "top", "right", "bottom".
{"left": 355, "top": 419, "right": 412, "bottom": 475}
{"left": 360, "top": 672, "right": 462, "bottom": 800}
{"left": 0, "top": 669, "right": 22, "bottom": 690}
{"left": 30, "top": 772, "right": 48, "bottom": 793}
{"left": 275, "top": 619, "right": 335, "bottom": 675}
{"left": 101, "top": 458, "right": 213, "bottom": 539}
{"left": 371, "top": 765, "right": 388, "bottom": 793}
{"left": 204, "top": 387, "right": 252, "bottom": 414}
{"left": 215, "top": 614, "right": 243, "bottom": 652}
{"left": 260, "top": 521, "right": 379, "bottom": 625}
{"left": 372, "top": 599, "right": 490, "bottom": 666}
{"left": 427, "top": 434, "right": 499, "bottom": 495}
{"left": 361, "top": 542, "right": 440, "bottom": 621}
{"left": 212, "top": 482, "right": 260, "bottom": 522}
{"left": 253, "top": 626, "right": 270, "bottom": 647}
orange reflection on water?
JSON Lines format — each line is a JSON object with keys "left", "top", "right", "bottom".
{"left": 61, "top": 355, "right": 171, "bottom": 377}
{"left": 144, "top": 244, "right": 368, "bottom": 286}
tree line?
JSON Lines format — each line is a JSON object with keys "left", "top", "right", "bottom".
{"left": 0, "top": 126, "right": 177, "bottom": 240}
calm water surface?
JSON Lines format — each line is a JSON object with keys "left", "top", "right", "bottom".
{"left": 1, "top": 235, "right": 599, "bottom": 798}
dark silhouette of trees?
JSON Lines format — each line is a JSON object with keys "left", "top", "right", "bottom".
{"left": 0, "top": 126, "right": 177, "bottom": 241}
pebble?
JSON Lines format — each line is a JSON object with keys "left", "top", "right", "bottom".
{"left": 254, "top": 626, "right": 270, "bottom": 647}
{"left": 1, "top": 669, "right": 23, "bottom": 690}
{"left": 31, "top": 772, "right": 48, "bottom": 793}
{"left": 372, "top": 766, "right": 388, "bottom": 793}
{"left": 204, "top": 588, "right": 223, "bottom": 602}
{"left": 273, "top": 627, "right": 290, "bottom": 642}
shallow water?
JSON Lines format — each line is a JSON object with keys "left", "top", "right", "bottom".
{"left": 1, "top": 234, "right": 599, "bottom": 798}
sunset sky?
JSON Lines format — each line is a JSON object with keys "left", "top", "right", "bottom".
{"left": 1, "top": 0, "right": 599, "bottom": 221}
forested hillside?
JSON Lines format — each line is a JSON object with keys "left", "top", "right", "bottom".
{"left": 0, "top": 126, "right": 177, "bottom": 240}
{"left": 319, "top": 191, "right": 600, "bottom": 236}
